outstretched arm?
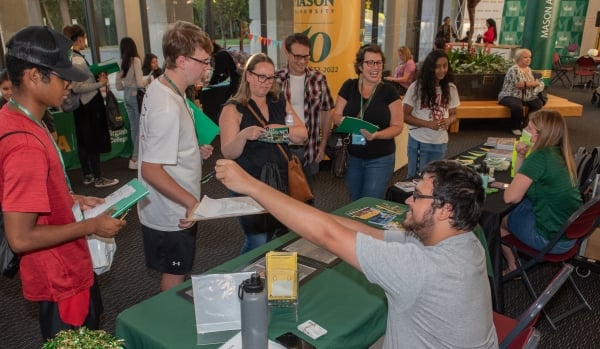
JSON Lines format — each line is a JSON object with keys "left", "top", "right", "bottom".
{"left": 215, "top": 159, "right": 384, "bottom": 270}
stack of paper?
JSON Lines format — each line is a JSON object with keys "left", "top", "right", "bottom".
{"left": 336, "top": 116, "right": 379, "bottom": 134}
{"left": 496, "top": 138, "right": 516, "bottom": 150}
{"left": 486, "top": 148, "right": 512, "bottom": 160}
{"left": 188, "top": 196, "right": 265, "bottom": 220}
{"left": 83, "top": 179, "right": 149, "bottom": 219}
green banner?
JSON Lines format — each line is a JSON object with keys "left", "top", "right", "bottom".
{"left": 52, "top": 101, "right": 132, "bottom": 170}
{"left": 499, "top": 0, "right": 527, "bottom": 45}
{"left": 522, "top": 0, "right": 562, "bottom": 82}
{"left": 555, "top": 1, "right": 589, "bottom": 56}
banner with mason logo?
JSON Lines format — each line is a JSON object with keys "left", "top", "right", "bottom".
{"left": 294, "top": 0, "right": 361, "bottom": 97}
{"left": 500, "top": 0, "right": 589, "bottom": 57}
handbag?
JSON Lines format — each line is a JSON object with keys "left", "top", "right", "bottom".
{"left": 327, "top": 130, "right": 350, "bottom": 178}
{"left": 105, "top": 90, "right": 124, "bottom": 130}
{"left": 61, "top": 89, "right": 80, "bottom": 112}
{"left": 86, "top": 235, "right": 117, "bottom": 275}
{"left": 247, "top": 104, "right": 314, "bottom": 202}
{"left": 136, "top": 88, "right": 146, "bottom": 113}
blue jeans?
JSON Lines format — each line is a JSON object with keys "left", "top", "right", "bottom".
{"left": 238, "top": 215, "right": 269, "bottom": 254}
{"left": 507, "top": 197, "right": 575, "bottom": 253}
{"left": 407, "top": 135, "right": 447, "bottom": 179}
{"left": 345, "top": 153, "right": 395, "bottom": 201}
{"left": 124, "top": 88, "right": 140, "bottom": 161}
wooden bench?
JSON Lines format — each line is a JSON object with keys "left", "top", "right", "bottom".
{"left": 449, "top": 94, "right": 583, "bottom": 133}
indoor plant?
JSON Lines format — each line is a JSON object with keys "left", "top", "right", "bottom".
{"left": 42, "top": 327, "right": 125, "bottom": 349}
{"left": 447, "top": 46, "right": 512, "bottom": 100}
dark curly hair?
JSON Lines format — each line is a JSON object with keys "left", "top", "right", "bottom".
{"left": 422, "top": 160, "right": 484, "bottom": 231}
{"left": 415, "top": 49, "right": 454, "bottom": 109}
{"left": 353, "top": 44, "right": 385, "bottom": 75}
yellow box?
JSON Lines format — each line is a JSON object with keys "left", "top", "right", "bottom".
{"left": 265, "top": 251, "right": 298, "bottom": 301}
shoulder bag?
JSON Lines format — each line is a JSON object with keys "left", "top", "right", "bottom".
{"left": 247, "top": 105, "right": 314, "bottom": 202}
{"left": 105, "top": 89, "right": 124, "bottom": 130}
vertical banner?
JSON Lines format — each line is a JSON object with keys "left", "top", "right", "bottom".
{"left": 522, "top": 0, "right": 562, "bottom": 82}
{"left": 294, "top": 0, "right": 361, "bottom": 97}
{"left": 554, "top": 1, "right": 589, "bottom": 56}
{"left": 499, "top": 0, "right": 528, "bottom": 45}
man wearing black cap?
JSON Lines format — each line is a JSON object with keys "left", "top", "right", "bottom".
{"left": 0, "top": 26, "right": 125, "bottom": 340}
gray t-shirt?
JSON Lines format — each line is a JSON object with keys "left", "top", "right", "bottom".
{"left": 357, "top": 231, "right": 498, "bottom": 349}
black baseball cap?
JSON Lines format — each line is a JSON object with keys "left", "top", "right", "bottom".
{"left": 6, "top": 26, "right": 88, "bottom": 82}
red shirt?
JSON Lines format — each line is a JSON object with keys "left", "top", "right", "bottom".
{"left": 0, "top": 107, "right": 93, "bottom": 302}
{"left": 483, "top": 28, "right": 495, "bottom": 44}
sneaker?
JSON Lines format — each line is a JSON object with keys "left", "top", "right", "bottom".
{"left": 83, "top": 174, "right": 95, "bottom": 185}
{"left": 94, "top": 177, "right": 119, "bottom": 188}
{"left": 128, "top": 160, "right": 138, "bottom": 170}
{"left": 511, "top": 129, "right": 522, "bottom": 136}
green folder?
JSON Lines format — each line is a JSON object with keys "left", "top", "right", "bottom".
{"left": 89, "top": 59, "right": 120, "bottom": 76}
{"left": 83, "top": 179, "right": 149, "bottom": 219}
{"left": 187, "top": 99, "right": 220, "bottom": 145}
{"left": 336, "top": 116, "right": 379, "bottom": 134}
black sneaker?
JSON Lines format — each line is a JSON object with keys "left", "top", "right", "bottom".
{"left": 83, "top": 174, "right": 95, "bottom": 185}
{"left": 93, "top": 177, "right": 119, "bottom": 188}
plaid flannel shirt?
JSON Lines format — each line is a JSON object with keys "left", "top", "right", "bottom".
{"left": 276, "top": 66, "right": 335, "bottom": 165}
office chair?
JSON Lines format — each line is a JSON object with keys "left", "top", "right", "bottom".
{"left": 502, "top": 196, "right": 600, "bottom": 329}
{"left": 494, "top": 264, "right": 574, "bottom": 349}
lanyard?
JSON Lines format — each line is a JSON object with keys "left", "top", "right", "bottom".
{"left": 162, "top": 73, "right": 195, "bottom": 124}
{"left": 8, "top": 98, "right": 72, "bottom": 191}
{"left": 359, "top": 80, "right": 379, "bottom": 120}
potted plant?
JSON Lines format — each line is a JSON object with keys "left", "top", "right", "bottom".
{"left": 42, "top": 327, "right": 125, "bottom": 349}
{"left": 447, "top": 46, "right": 512, "bottom": 100}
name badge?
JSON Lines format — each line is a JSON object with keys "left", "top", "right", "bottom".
{"left": 351, "top": 134, "right": 366, "bottom": 145}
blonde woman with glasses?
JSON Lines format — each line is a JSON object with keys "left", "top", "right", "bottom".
{"left": 220, "top": 53, "right": 307, "bottom": 253}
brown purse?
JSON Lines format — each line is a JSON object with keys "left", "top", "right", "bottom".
{"left": 248, "top": 104, "right": 314, "bottom": 202}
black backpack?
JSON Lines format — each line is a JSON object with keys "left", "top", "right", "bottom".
{"left": 575, "top": 146, "right": 600, "bottom": 202}
{"left": 0, "top": 131, "right": 44, "bottom": 277}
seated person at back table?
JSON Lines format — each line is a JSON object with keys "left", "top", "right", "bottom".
{"left": 216, "top": 159, "right": 498, "bottom": 349}
{"left": 497, "top": 110, "right": 581, "bottom": 274}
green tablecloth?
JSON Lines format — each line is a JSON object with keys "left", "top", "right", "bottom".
{"left": 115, "top": 197, "right": 490, "bottom": 348}
{"left": 51, "top": 101, "right": 132, "bottom": 170}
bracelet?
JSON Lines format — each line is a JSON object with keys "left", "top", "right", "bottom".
{"left": 503, "top": 183, "right": 509, "bottom": 189}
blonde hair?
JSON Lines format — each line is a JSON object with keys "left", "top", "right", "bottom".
{"left": 514, "top": 48, "right": 531, "bottom": 64}
{"left": 398, "top": 46, "right": 413, "bottom": 62}
{"left": 529, "top": 110, "right": 578, "bottom": 185}
{"left": 231, "top": 53, "right": 280, "bottom": 106}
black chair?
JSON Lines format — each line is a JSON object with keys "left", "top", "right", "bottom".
{"left": 494, "top": 264, "right": 574, "bottom": 349}
{"left": 502, "top": 196, "right": 600, "bottom": 328}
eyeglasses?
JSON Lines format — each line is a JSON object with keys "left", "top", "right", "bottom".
{"left": 290, "top": 52, "right": 310, "bottom": 61}
{"left": 50, "top": 71, "right": 72, "bottom": 87}
{"left": 187, "top": 56, "right": 213, "bottom": 66}
{"left": 363, "top": 60, "right": 384, "bottom": 68}
{"left": 248, "top": 71, "right": 277, "bottom": 83}
{"left": 412, "top": 191, "right": 436, "bottom": 201}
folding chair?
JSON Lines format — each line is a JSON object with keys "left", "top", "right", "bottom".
{"left": 550, "top": 52, "right": 572, "bottom": 88}
{"left": 571, "top": 56, "right": 596, "bottom": 89}
{"left": 494, "top": 264, "right": 574, "bottom": 349}
{"left": 502, "top": 196, "right": 600, "bottom": 329}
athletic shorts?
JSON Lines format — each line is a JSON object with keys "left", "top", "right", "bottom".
{"left": 142, "top": 224, "right": 197, "bottom": 274}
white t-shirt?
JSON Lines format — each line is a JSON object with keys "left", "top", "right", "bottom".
{"left": 403, "top": 82, "right": 460, "bottom": 144}
{"left": 137, "top": 80, "right": 202, "bottom": 231}
{"left": 289, "top": 74, "right": 306, "bottom": 123}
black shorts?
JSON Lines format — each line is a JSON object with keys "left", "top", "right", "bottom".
{"left": 142, "top": 223, "right": 197, "bottom": 275}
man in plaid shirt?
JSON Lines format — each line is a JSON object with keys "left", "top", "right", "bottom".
{"left": 277, "top": 33, "right": 335, "bottom": 191}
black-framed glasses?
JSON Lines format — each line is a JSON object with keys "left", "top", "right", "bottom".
{"left": 50, "top": 71, "right": 72, "bottom": 87}
{"left": 290, "top": 52, "right": 310, "bottom": 61}
{"left": 248, "top": 71, "right": 277, "bottom": 83}
{"left": 412, "top": 191, "right": 436, "bottom": 201}
{"left": 363, "top": 60, "right": 384, "bottom": 68}
{"left": 187, "top": 56, "right": 213, "bottom": 66}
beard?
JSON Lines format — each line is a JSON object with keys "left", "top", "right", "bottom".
{"left": 402, "top": 206, "right": 436, "bottom": 242}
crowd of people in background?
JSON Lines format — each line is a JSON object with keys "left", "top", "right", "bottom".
{"left": 0, "top": 13, "right": 580, "bottom": 348}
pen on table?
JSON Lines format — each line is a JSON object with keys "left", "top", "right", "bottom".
{"left": 201, "top": 170, "right": 216, "bottom": 184}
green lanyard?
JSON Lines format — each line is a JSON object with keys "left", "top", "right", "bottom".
{"left": 359, "top": 81, "right": 379, "bottom": 120}
{"left": 8, "top": 98, "right": 72, "bottom": 191}
{"left": 162, "top": 73, "right": 195, "bottom": 124}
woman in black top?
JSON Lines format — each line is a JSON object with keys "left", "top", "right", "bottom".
{"left": 333, "top": 44, "right": 403, "bottom": 201}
